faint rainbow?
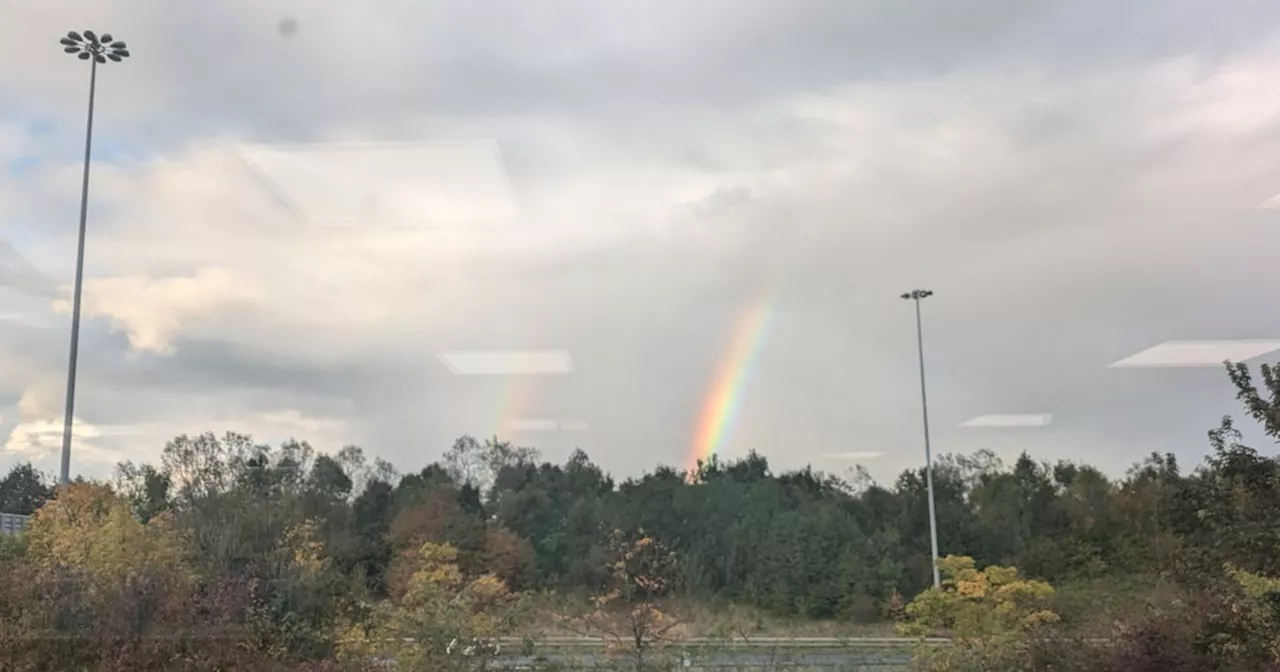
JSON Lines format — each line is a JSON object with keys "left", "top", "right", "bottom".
{"left": 490, "top": 375, "right": 535, "bottom": 439}
{"left": 688, "top": 296, "right": 776, "bottom": 476}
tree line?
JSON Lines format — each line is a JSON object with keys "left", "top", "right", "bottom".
{"left": 0, "top": 359, "right": 1278, "bottom": 669}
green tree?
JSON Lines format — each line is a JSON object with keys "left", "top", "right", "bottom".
{"left": 0, "top": 462, "right": 52, "bottom": 515}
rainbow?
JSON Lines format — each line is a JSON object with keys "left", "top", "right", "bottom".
{"left": 490, "top": 375, "right": 535, "bottom": 438}
{"left": 688, "top": 298, "right": 776, "bottom": 476}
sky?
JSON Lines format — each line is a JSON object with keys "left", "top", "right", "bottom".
{"left": 1, "top": 0, "right": 1280, "bottom": 485}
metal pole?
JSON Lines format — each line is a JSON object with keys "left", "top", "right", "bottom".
{"left": 60, "top": 55, "right": 97, "bottom": 488}
{"left": 913, "top": 295, "right": 941, "bottom": 588}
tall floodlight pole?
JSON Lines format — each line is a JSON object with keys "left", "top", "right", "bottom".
{"left": 57, "top": 31, "right": 130, "bottom": 487}
{"left": 901, "top": 289, "right": 941, "bottom": 588}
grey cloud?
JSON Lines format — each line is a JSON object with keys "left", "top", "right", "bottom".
{"left": 4, "top": 0, "right": 1280, "bottom": 484}
{"left": 10, "top": 0, "right": 1277, "bottom": 150}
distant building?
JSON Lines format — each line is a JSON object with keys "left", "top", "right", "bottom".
{"left": 0, "top": 512, "right": 30, "bottom": 536}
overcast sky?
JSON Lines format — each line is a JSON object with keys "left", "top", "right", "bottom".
{"left": 1, "top": 0, "right": 1280, "bottom": 484}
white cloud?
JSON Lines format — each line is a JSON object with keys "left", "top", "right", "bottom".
{"left": 1142, "top": 49, "right": 1280, "bottom": 139}
{"left": 53, "top": 266, "right": 263, "bottom": 355}
{"left": 16, "top": 381, "right": 63, "bottom": 424}
{"left": 2, "top": 407, "right": 355, "bottom": 478}
{"left": 4, "top": 417, "right": 124, "bottom": 466}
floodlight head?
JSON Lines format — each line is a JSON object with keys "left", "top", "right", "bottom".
{"left": 59, "top": 31, "right": 129, "bottom": 62}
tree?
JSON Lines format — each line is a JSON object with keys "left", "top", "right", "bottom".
{"left": 3, "top": 483, "right": 212, "bottom": 668}
{"left": 351, "top": 478, "right": 396, "bottom": 595}
{"left": 442, "top": 435, "right": 539, "bottom": 499}
{"left": 25, "top": 483, "right": 187, "bottom": 585}
{"left": 562, "top": 529, "right": 682, "bottom": 669}
{"left": 0, "top": 462, "right": 53, "bottom": 515}
{"left": 115, "top": 461, "right": 172, "bottom": 522}
{"left": 490, "top": 452, "right": 611, "bottom": 589}
{"left": 307, "top": 454, "right": 354, "bottom": 506}
{"left": 1170, "top": 415, "right": 1280, "bottom": 578}
{"left": 1227, "top": 360, "right": 1280, "bottom": 441}
{"left": 1113, "top": 451, "right": 1182, "bottom": 574}
{"left": 483, "top": 525, "right": 535, "bottom": 591}
{"left": 897, "top": 555, "right": 1059, "bottom": 640}
{"left": 442, "top": 435, "right": 487, "bottom": 490}
{"left": 388, "top": 483, "right": 488, "bottom": 597}
{"left": 16, "top": 354, "right": 1280, "bottom": 670}
{"left": 339, "top": 541, "right": 525, "bottom": 671}
{"left": 137, "top": 432, "right": 361, "bottom": 662}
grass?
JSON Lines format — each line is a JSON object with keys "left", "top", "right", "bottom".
{"left": 517, "top": 592, "right": 896, "bottom": 640}
{"left": 514, "top": 576, "right": 1169, "bottom": 642}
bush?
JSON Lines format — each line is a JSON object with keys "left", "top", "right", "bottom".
{"left": 1048, "top": 574, "right": 1182, "bottom": 636}
{"left": 913, "top": 567, "right": 1280, "bottom": 672}
{"left": 897, "top": 556, "right": 1058, "bottom": 640}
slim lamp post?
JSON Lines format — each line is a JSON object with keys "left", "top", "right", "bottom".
{"left": 57, "top": 30, "right": 130, "bottom": 487}
{"left": 901, "top": 289, "right": 941, "bottom": 588}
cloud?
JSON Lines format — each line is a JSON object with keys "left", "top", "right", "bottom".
{"left": 2, "top": 0, "right": 1280, "bottom": 484}
{"left": 255, "top": 409, "right": 349, "bottom": 439}
{"left": 4, "top": 418, "right": 125, "bottom": 467}
{"left": 16, "top": 382, "right": 60, "bottom": 422}
{"left": 53, "top": 267, "right": 262, "bottom": 356}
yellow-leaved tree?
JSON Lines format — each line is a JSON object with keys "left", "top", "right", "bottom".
{"left": 1, "top": 483, "right": 197, "bottom": 664}
{"left": 25, "top": 482, "right": 187, "bottom": 584}
{"left": 338, "top": 541, "right": 526, "bottom": 671}
{"left": 895, "top": 556, "right": 1060, "bottom": 671}
{"left": 1222, "top": 563, "right": 1280, "bottom": 661}
{"left": 896, "top": 555, "right": 1059, "bottom": 640}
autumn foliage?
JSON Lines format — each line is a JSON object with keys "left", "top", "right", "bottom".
{"left": 0, "top": 434, "right": 535, "bottom": 671}
{"left": 896, "top": 555, "right": 1059, "bottom": 640}
{"left": 0, "top": 361, "right": 1279, "bottom": 669}
{"left": 0, "top": 483, "right": 277, "bottom": 670}
{"left": 338, "top": 541, "right": 525, "bottom": 671}
{"left": 558, "top": 528, "right": 683, "bottom": 668}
